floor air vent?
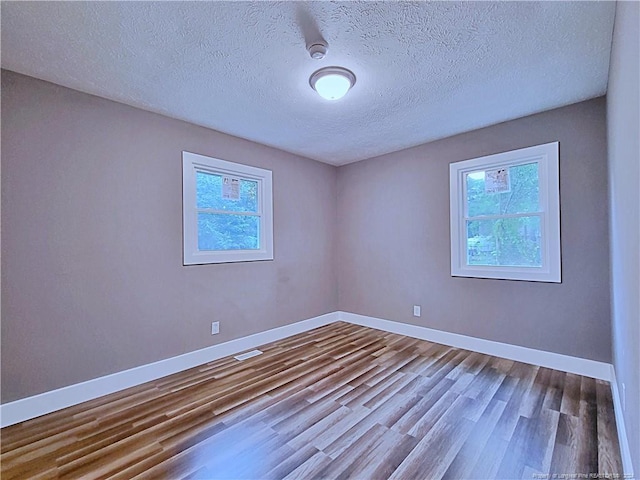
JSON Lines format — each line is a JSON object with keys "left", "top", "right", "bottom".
{"left": 234, "top": 349, "right": 263, "bottom": 361}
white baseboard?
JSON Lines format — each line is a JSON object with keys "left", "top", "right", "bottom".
{"left": 609, "top": 366, "right": 636, "bottom": 479}
{"left": 337, "top": 311, "right": 613, "bottom": 381}
{"left": 0, "top": 312, "right": 339, "bottom": 428}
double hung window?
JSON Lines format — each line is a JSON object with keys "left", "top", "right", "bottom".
{"left": 449, "top": 142, "right": 560, "bottom": 282}
{"left": 182, "top": 151, "right": 273, "bottom": 265}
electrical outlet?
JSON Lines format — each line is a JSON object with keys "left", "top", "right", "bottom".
{"left": 211, "top": 321, "right": 220, "bottom": 335}
{"left": 622, "top": 383, "right": 626, "bottom": 412}
{"left": 413, "top": 305, "right": 421, "bottom": 317}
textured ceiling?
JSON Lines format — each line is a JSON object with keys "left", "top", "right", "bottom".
{"left": 1, "top": 1, "right": 615, "bottom": 166}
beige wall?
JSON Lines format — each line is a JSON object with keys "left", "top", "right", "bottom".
{"left": 0, "top": 70, "right": 616, "bottom": 409}
{"left": 1, "top": 71, "right": 338, "bottom": 403}
{"left": 337, "top": 98, "right": 611, "bottom": 363}
{"left": 607, "top": 1, "right": 640, "bottom": 474}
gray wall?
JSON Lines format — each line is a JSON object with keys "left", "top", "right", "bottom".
{"left": 607, "top": 1, "right": 640, "bottom": 474}
{"left": 0, "top": 69, "right": 617, "bottom": 408}
{"left": 337, "top": 98, "right": 611, "bottom": 363}
{"left": 1, "top": 71, "right": 338, "bottom": 403}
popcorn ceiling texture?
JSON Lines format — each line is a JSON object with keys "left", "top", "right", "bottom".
{"left": 0, "top": 1, "right": 615, "bottom": 165}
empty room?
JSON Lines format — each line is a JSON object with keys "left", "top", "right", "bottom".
{"left": 1, "top": 1, "right": 638, "bottom": 479}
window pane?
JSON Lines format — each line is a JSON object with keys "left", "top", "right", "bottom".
{"left": 198, "top": 213, "right": 259, "bottom": 251}
{"left": 466, "top": 163, "right": 539, "bottom": 217}
{"left": 196, "top": 171, "right": 258, "bottom": 212}
{"left": 466, "top": 216, "right": 542, "bottom": 267}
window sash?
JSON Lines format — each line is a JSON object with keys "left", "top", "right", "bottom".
{"left": 191, "top": 169, "right": 266, "bottom": 252}
{"left": 195, "top": 172, "right": 263, "bottom": 217}
{"left": 462, "top": 213, "right": 546, "bottom": 268}
{"left": 461, "top": 159, "right": 547, "bottom": 269}
{"left": 462, "top": 159, "right": 545, "bottom": 218}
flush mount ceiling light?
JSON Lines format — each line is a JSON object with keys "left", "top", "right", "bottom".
{"left": 309, "top": 66, "right": 356, "bottom": 101}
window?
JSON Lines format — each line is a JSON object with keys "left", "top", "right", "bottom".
{"left": 182, "top": 151, "right": 273, "bottom": 265}
{"left": 449, "top": 142, "right": 560, "bottom": 282}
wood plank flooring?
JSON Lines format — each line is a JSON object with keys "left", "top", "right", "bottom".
{"left": 0, "top": 322, "right": 624, "bottom": 479}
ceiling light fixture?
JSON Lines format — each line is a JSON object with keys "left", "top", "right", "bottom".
{"left": 309, "top": 66, "right": 356, "bottom": 101}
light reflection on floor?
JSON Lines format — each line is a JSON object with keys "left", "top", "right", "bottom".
{"left": 176, "top": 420, "right": 278, "bottom": 479}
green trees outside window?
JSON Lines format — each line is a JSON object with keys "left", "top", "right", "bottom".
{"left": 465, "top": 163, "right": 542, "bottom": 267}
{"left": 196, "top": 172, "right": 260, "bottom": 251}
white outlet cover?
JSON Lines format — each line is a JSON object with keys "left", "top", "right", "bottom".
{"left": 413, "top": 305, "right": 421, "bottom": 317}
{"left": 211, "top": 322, "right": 220, "bottom": 335}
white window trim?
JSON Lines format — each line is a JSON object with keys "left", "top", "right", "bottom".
{"left": 182, "top": 151, "right": 273, "bottom": 265}
{"left": 449, "top": 142, "right": 561, "bottom": 283}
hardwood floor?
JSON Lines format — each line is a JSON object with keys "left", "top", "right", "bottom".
{"left": 1, "top": 322, "right": 624, "bottom": 479}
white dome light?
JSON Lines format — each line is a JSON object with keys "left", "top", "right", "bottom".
{"left": 310, "top": 67, "right": 356, "bottom": 101}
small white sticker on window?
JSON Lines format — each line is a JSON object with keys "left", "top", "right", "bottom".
{"left": 222, "top": 176, "right": 241, "bottom": 200}
{"left": 485, "top": 168, "right": 511, "bottom": 194}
